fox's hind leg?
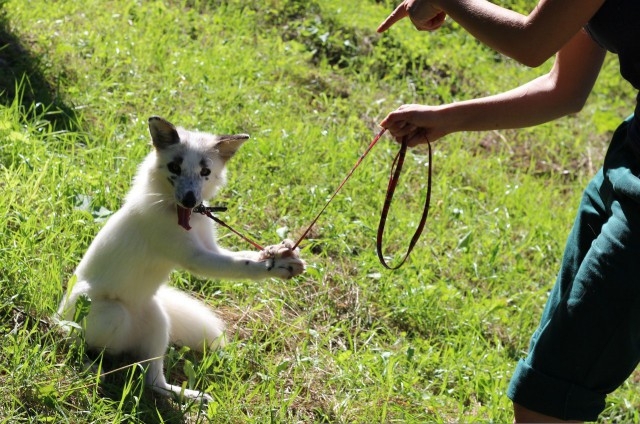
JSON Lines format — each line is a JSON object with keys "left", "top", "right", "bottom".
{"left": 67, "top": 294, "right": 211, "bottom": 403}
{"left": 156, "top": 285, "right": 226, "bottom": 352}
{"left": 72, "top": 298, "right": 136, "bottom": 353}
{"left": 138, "top": 295, "right": 214, "bottom": 402}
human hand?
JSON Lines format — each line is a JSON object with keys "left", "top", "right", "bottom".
{"left": 377, "top": 0, "right": 447, "bottom": 33}
{"left": 380, "top": 104, "right": 447, "bottom": 147}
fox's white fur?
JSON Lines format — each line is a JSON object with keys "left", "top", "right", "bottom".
{"left": 57, "top": 116, "right": 305, "bottom": 403}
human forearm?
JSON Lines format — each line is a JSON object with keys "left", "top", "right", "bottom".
{"left": 451, "top": 35, "right": 604, "bottom": 134}
{"left": 381, "top": 70, "right": 588, "bottom": 145}
{"left": 380, "top": 78, "right": 584, "bottom": 146}
{"left": 422, "top": 0, "right": 604, "bottom": 67}
{"left": 428, "top": 0, "right": 539, "bottom": 66}
{"left": 439, "top": 76, "right": 577, "bottom": 134}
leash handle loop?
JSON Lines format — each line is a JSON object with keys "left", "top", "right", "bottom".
{"left": 376, "top": 136, "right": 432, "bottom": 270}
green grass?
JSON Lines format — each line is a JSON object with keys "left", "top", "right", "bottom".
{"left": 1, "top": 0, "right": 639, "bottom": 422}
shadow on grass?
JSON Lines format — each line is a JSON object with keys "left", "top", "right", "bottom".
{"left": 0, "top": 4, "right": 79, "bottom": 131}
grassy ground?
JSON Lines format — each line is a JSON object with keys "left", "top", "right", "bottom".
{"left": 1, "top": 0, "right": 639, "bottom": 422}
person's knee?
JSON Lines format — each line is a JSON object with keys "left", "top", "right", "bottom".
{"left": 513, "top": 402, "right": 582, "bottom": 423}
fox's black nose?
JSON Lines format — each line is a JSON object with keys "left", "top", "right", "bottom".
{"left": 181, "top": 192, "right": 197, "bottom": 208}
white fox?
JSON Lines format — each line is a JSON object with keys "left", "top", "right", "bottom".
{"left": 57, "top": 116, "right": 305, "bottom": 402}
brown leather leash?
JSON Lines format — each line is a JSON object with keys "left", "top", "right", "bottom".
{"left": 376, "top": 132, "right": 433, "bottom": 269}
{"left": 194, "top": 205, "right": 265, "bottom": 251}
{"left": 195, "top": 128, "right": 433, "bottom": 269}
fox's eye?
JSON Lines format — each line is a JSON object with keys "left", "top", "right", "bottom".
{"left": 200, "top": 168, "right": 211, "bottom": 177}
{"left": 167, "top": 162, "right": 181, "bottom": 175}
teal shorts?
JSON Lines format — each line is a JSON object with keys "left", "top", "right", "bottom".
{"left": 507, "top": 115, "right": 640, "bottom": 421}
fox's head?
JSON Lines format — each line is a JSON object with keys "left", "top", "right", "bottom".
{"left": 147, "top": 116, "right": 249, "bottom": 229}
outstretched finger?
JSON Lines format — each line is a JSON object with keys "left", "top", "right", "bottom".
{"left": 376, "top": 3, "right": 409, "bottom": 33}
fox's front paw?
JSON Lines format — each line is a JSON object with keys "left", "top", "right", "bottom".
{"left": 259, "top": 239, "right": 306, "bottom": 279}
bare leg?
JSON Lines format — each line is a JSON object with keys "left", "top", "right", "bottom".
{"left": 513, "top": 403, "right": 582, "bottom": 423}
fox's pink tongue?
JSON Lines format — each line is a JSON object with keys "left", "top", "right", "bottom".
{"left": 177, "top": 205, "right": 192, "bottom": 230}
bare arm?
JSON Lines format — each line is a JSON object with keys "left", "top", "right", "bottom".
{"left": 378, "top": 0, "right": 606, "bottom": 67}
{"left": 380, "top": 29, "right": 606, "bottom": 146}
{"left": 435, "top": 0, "right": 605, "bottom": 66}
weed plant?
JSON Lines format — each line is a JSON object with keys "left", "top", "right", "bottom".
{"left": 1, "top": 0, "right": 639, "bottom": 422}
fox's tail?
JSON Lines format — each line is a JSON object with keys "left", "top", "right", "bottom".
{"left": 156, "top": 285, "right": 226, "bottom": 351}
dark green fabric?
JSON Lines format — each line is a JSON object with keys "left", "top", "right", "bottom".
{"left": 585, "top": 0, "right": 640, "bottom": 90}
{"left": 508, "top": 115, "right": 640, "bottom": 420}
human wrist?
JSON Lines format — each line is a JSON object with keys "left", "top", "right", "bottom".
{"left": 434, "top": 103, "right": 462, "bottom": 136}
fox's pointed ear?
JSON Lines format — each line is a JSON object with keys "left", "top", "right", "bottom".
{"left": 148, "top": 116, "right": 180, "bottom": 149}
{"left": 215, "top": 134, "right": 250, "bottom": 161}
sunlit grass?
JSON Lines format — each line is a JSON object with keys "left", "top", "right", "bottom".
{"left": 1, "top": 0, "right": 639, "bottom": 422}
